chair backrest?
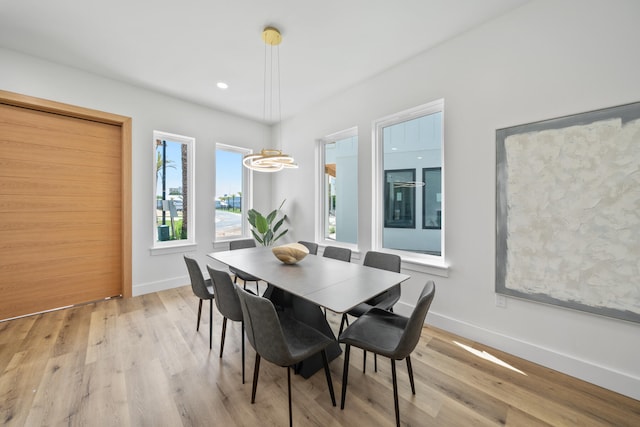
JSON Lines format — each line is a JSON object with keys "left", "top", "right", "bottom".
{"left": 235, "top": 285, "right": 294, "bottom": 366}
{"left": 363, "top": 251, "right": 402, "bottom": 306}
{"left": 394, "top": 281, "right": 436, "bottom": 359}
{"left": 323, "top": 246, "right": 351, "bottom": 262}
{"left": 184, "top": 255, "right": 212, "bottom": 300}
{"left": 363, "top": 251, "right": 401, "bottom": 273}
{"left": 298, "top": 241, "right": 319, "bottom": 255}
{"left": 207, "top": 266, "right": 243, "bottom": 322}
{"left": 229, "top": 238, "right": 257, "bottom": 250}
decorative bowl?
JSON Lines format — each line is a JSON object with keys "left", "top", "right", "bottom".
{"left": 272, "top": 243, "right": 309, "bottom": 264}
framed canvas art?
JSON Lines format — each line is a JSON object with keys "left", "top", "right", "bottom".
{"left": 496, "top": 102, "right": 640, "bottom": 323}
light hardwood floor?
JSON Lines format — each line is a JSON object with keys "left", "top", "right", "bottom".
{"left": 1, "top": 285, "right": 638, "bottom": 426}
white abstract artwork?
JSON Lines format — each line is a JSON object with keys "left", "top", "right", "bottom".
{"left": 496, "top": 103, "right": 640, "bottom": 323}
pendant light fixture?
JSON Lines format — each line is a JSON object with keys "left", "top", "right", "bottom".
{"left": 243, "top": 26, "right": 298, "bottom": 172}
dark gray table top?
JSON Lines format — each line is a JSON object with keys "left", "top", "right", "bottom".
{"left": 208, "top": 246, "right": 410, "bottom": 313}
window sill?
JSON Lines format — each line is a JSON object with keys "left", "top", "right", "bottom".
{"left": 401, "top": 256, "right": 449, "bottom": 277}
{"left": 150, "top": 242, "right": 197, "bottom": 256}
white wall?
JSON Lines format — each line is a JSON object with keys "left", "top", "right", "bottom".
{"left": 0, "top": 47, "right": 272, "bottom": 296}
{"left": 272, "top": 0, "right": 640, "bottom": 399}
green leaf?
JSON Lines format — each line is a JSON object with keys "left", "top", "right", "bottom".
{"left": 247, "top": 209, "right": 258, "bottom": 227}
{"left": 266, "top": 209, "right": 278, "bottom": 225}
{"left": 264, "top": 229, "right": 274, "bottom": 246}
{"left": 255, "top": 215, "right": 269, "bottom": 233}
{"left": 251, "top": 230, "right": 263, "bottom": 244}
{"left": 273, "top": 217, "right": 285, "bottom": 233}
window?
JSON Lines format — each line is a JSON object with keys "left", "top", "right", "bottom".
{"left": 317, "top": 128, "right": 358, "bottom": 245}
{"left": 373, "top": 99, "right": 444, "bottom": 261}
{"left": 153, "top": 131, "right": 195, "bottom": 248}
{"left": 215, "top": 143, "right": 252, "bottom": 241}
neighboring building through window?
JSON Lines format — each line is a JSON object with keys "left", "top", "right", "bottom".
{"left": 215, "top": 143, "right": 252, "bottom": 241}
{"left": 384, "top": 169, "right": 416, "bottom": 229}
{"left": 153, "top": 131, "right": 195, "bottom": 247}
{"left": 374, "top": 99, "right": 444, "bottom": 259}
{"left": 317, "top": 128, "right": 358, "bottom": 245}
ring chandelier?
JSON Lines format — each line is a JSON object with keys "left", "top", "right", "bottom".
{"left": 243, "top": 27, "right": 297, "bottom": 172}
{"left": 243, "top": 148, "right": 297, "bottom": 172}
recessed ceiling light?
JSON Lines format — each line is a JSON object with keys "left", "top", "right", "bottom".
{"left": 217, "top": 82, "right": 229, "bottom": 90}
{"left": 392, "top": 147, "right": 398, "bottom": 151}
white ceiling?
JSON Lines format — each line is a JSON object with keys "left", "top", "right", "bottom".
{"left": 0, "top": 0, "right": 529, "bottom": 123}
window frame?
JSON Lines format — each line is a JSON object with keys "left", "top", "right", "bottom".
{"left": 316, "top": 127, "right": 359, "bottom": 250}
{"left": 372, "top": 99, "right": 448, "bottom": 273}
{"left": 151, "top": 130, "right": 196, "bottom": 253}
{"left": 214, "top": 143, "right": 253, "bottom": 243}
{"left": 422, "top": 167, "right": 442, "bottom": 230}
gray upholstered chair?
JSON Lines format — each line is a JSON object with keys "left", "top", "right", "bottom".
{"left": 322, "top": 245, "right": 351, "bottom": 262}
{"left": 229, "top": 238, "right": 262, "bottom": 294}
{"left": 207, "top": 266, "right": 249, "bottom": 384}
{"left": 320, "top": 245, "right": 351, "bottom": 317}
{"left": 339, "top": 281, "right": 436, "bottom": 427}
{"left": 338, "top": 251, "right": 401, "bottom": 335}
{"left": 236, "top": 285, "right": 336, "bottom": 427}
{"left": 338, "top": 251, "right": 402, "bottom": 372}
{"left": 297, "top": 240, "right": 319, "bottom": 255}
{"left": 184, "top": 255, "right": 215, "bottom": 349}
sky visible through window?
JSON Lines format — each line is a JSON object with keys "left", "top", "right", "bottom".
{"left": 156, "top": 140, "right": 183, "bottom": 197}
{"left": 215, "top": 149, "right": 242, "bottom": 200}
{"left": 215, "top": 148, "right": 244, "bottom": 240}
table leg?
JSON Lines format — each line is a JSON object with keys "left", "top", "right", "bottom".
{"left": 265, "top": 284, "right": 342, "bottom": 379}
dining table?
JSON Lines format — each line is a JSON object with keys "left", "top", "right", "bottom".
{"left": 208, "top": 246, "right": 410, "bottom": 378}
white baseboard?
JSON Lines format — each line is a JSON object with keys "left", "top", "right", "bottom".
{"left": 133, "top": 276, "right": 188, "bottom": 297}
{"left": 407, "top": 307, "right": 640, "bottom": 401}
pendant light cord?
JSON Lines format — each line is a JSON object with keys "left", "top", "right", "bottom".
{"left": 244, "top": 26, "right": 297, "bottom": 172}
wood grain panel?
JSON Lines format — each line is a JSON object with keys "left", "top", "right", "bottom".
{"left": 0, "top": 99, "right": 125, "bottom": 319}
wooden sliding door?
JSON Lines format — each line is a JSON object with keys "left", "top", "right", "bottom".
{"left": 0, "top": 91, "right": 131, "bottom": 320}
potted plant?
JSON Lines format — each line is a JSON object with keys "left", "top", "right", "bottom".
{"left": 247, "top": 199, "right": 289, "bottom": 246}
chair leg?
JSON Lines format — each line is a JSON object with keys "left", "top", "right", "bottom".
{"left": 287, "top": 367, "right": 293, "bottom": 427}
{"left": 363, "top": 351, "right": 378, "bottom": 373}
{"left": 391, "top": 359, "right": 400, "bottom": 427}
{"left": 321, "top": 350, "right": 336, "bottom": 406}
{"left": 338, "top": 313, "right": 349, "bottom": 336}
{"left": 340, "top": 344, "right": 351, "bottom": 410}
{"left": 220, "top": 317, "right": 228, "bottom": 358}
{"left": 251, "top": 354, "right": 261, "bottom": 403}
{"left": 196, "top": 299, "right": 203, "bottom": 331}
{"left": 406, "top": 356, "right": 415, "bottom": 394}
{"left": 209, "top": 299, "right": 213, "bottom": 350}
{"left": 241, "top": 321, "right": 245, "bottom": 384}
